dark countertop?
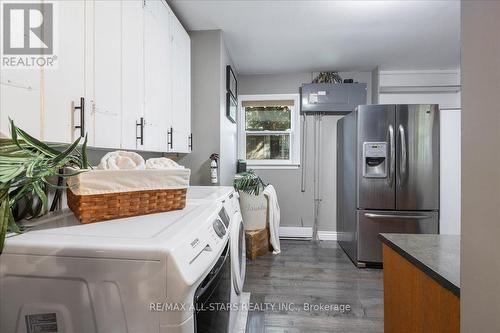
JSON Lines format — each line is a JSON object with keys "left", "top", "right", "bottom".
{"left": 379, "top": 233, "right": 460, "bottom": 297}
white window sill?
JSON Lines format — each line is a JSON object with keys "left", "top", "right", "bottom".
{"left": 247, "top": 164, "right": 301, "bottom": 170}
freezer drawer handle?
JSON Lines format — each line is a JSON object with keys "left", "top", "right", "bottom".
{"left": 364, "top": 213, "right": 429, "bottom": 220}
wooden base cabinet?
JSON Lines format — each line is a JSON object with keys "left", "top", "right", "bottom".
{"left": 383, "top": 244, "right": 459, "bottom": 333}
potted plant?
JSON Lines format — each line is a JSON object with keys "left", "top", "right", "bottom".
{"left": 233, "top": 170, "right": 268, "bottom": 230}
{"left": 0, "top": 120, "right": 89, "bottom": 254}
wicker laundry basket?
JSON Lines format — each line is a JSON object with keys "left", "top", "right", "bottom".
{"left": 66, "top": 168, "right": 190, "bottom": 224}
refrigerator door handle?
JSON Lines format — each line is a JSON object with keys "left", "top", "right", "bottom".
{"left": 398, "top": 124, "right": 407, "bottom": 184}
{"left": 388, "top": 125, "right": 395, "bottom": 186}
{"left": 364, "top": 213, "right": 429, "bottom": 220}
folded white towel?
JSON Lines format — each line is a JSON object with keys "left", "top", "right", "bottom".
{"left": 145, "top": 157, "right": 184, "bottom": 169}
{"left": 263, "top": 185, "right": 281, "bottom": 255}
{"left": 97, "top": 151, "right": 145, "bottom": 170}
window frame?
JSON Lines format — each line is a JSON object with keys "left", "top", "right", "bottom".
{"left": 238, "top": 94, "right": 301, "bottom": 169}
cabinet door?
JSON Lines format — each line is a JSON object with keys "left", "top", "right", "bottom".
{"left": 0, "top": 69, "right": 41, "bottom": 139}
{"left": 43, "top": 0, "right": 86, "bottom": 143}
{"left": 122, "top": 0, "right": 145, "bottom": 150}
{"left": 89, "top": 0, "right": 122, "bottom": 149}
{"left": 169, "top": 12, "right": 191, "bottom": 153}
{"left": 143, "top": 0, "right": 171, "bottom": 152}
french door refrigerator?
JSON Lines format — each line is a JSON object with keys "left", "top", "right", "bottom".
{"left": 337, "top": 104, "right": 439, "bottom": 267}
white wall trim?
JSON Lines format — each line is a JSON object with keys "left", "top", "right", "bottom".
{"left": 317, "top": 231, "right": 338, "bottom": 241}
{"left": 249, "top": 164, "right": 300, "bottom": 170}
{"left": 379, "top": 69, "right": 460, "bottom": 75}
{"left": 279, "top": 227, "right": 337, "bottom": 241}
{"left": 379, "top": 69, "right": 461, "bottom": 88}
{"left": 279, "top": 227, "right": 312, "bottom": 238}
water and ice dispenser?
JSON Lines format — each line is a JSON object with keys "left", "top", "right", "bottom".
{"left": 362, "top": 142, "right": 387, "bottom": 178}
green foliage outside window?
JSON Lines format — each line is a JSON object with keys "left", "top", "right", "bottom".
{"left": 245, "top": 106, "right": 291, "bottom": 131}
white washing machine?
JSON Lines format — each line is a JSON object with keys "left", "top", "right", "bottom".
{"left": 0, "top": 198, "right": 231, "bottom": 333}
{"left": 188, "top": 187, "right": 247, "bottom": 333}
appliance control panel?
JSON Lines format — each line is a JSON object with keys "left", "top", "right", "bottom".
{"left": 218, "top": 207, "right": 230, "bottom": 228}
{"left": 363, "top": 142, "right": 387, "bottom": 178}
{"left": 212, "top": 218, "right": 226, "bottom": 239}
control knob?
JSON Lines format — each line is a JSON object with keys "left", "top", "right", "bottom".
{"left": 212, "top": 218, "right": 226, "bottom": 238}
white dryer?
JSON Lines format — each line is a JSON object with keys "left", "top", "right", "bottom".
{"left": 188, "top": 187, "right": 247, "bottom": 333}
{"left": 0, "top": 200, "right": 230, "bottom": 333}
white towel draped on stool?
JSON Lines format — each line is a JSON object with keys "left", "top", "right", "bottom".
{"left": 263, "top": 185, "right": 281, "bottom": 254}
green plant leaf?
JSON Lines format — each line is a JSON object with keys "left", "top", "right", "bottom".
{"left": 1, "top": 120, "right": 90, "bottom": 254}
{"left": 0, "top": 166, "right": 25, "bottom": 183}
{"left": 81, "top": 134, "right": 88, "bottom": 168}
{"left": 0, "top": 197, "right": 10, "bottom": 254}
{"left": 32, "top": 182, "right": 47, "bottom": 216}
{"left": 0, "top": 183, "right": 9, "bottom": 203}
{"left": 7, "top": 209, "right": 20, "bottom": 234}
{"left": 234, "top": 170, "right": 266, "bottom": 195}
{"left": 11, "top": 119, "right": 58, "bottom": 157}
{"left": 50, "top": 136, "right": 81, "bottom": 166}
{"left": 29, "top": 192, "right": 43, "bottom": 218}
{"left": 9, "top": 184, "right": 32, "bottom": 206}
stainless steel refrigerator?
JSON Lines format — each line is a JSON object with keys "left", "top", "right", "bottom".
{"left": 337, "top": 104, "right": 439, "bottom": 267}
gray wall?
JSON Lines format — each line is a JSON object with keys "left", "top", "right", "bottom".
{"left": 179, "top": 30, "right": 237, "bottom": 186}
{"left": 219, "top": 36, "right": 238, "bottom": 186}
{"left": 238, "top": 71, "right": 371, "bottom": 232}
{"left": 461, "top": 1, "right": 500, "bottom": 331}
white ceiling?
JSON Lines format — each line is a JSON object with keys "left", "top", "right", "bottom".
{"left": 169, "top": 0, "right": 460, "bottom": 75}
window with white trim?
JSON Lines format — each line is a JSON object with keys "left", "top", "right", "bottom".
{"left": 238, "top": 94, "right": 300, "bottom": 168}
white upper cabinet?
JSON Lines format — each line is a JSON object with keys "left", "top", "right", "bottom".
{"left": 143, "top": 0, "right": 171, "bottom": 152}
{"left": 170, "top": 12, "right": 192, "bottom": 153}
{"left": 1, "top": 1, "right": 87, "bottom": 144}
{"left": 0, "top": 0, "right": 191, "bottom": 154}
{"left": 122, "top": 0, "right": 145, "bottom": 151}
{"left": 0, "top": 69, "right": 41, "bottom": 139}
{"left": 121, "top": 0, "right": 192, "bottom": 153}
{"left": 87, "top": 0, "right": 123, "bottom": 149}
{"left": 43, "top": 0, "right": 86, "bottom": 144}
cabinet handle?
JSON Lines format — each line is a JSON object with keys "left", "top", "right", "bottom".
{"left": 136, "top": 117, "right": 144, "bottom": 145}
{"left": 168, "top": 127, "right": 174, "bottom": 149}
{"left": 74, "top": 97, "right": 85, "bottom": 138}
{"left": 189, "top": 133, "right": 193, "bottom": 151}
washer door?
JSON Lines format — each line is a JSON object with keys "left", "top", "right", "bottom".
{"left": 230, "top": 212, "right": 246, "bottom": 295}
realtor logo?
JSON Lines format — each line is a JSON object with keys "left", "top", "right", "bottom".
{"left": 3, "top": 3, "right": 53, "bottom": 54}
{"left": 1, "top": 2, "right": 57, "bottom": 68}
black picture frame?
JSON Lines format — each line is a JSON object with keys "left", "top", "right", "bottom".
{"left": 226, "top": 92, "right": 237, "bottom": 123}
{"left": 226, "top": 65, "right": 237, "bottom": 99}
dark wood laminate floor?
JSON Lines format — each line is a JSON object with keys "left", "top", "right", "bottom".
{"left": 244, "top": 240, "right": 384, "bottom": 333}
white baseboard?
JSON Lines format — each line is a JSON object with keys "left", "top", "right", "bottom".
{"left": 317, "top": 231, "right": 338, "bottom": 241}
{"left": 279, "top": 227, "right": 337, "bottom": 241}
{"left": 279, "top": 227, "right": 312, "bottom": 238}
